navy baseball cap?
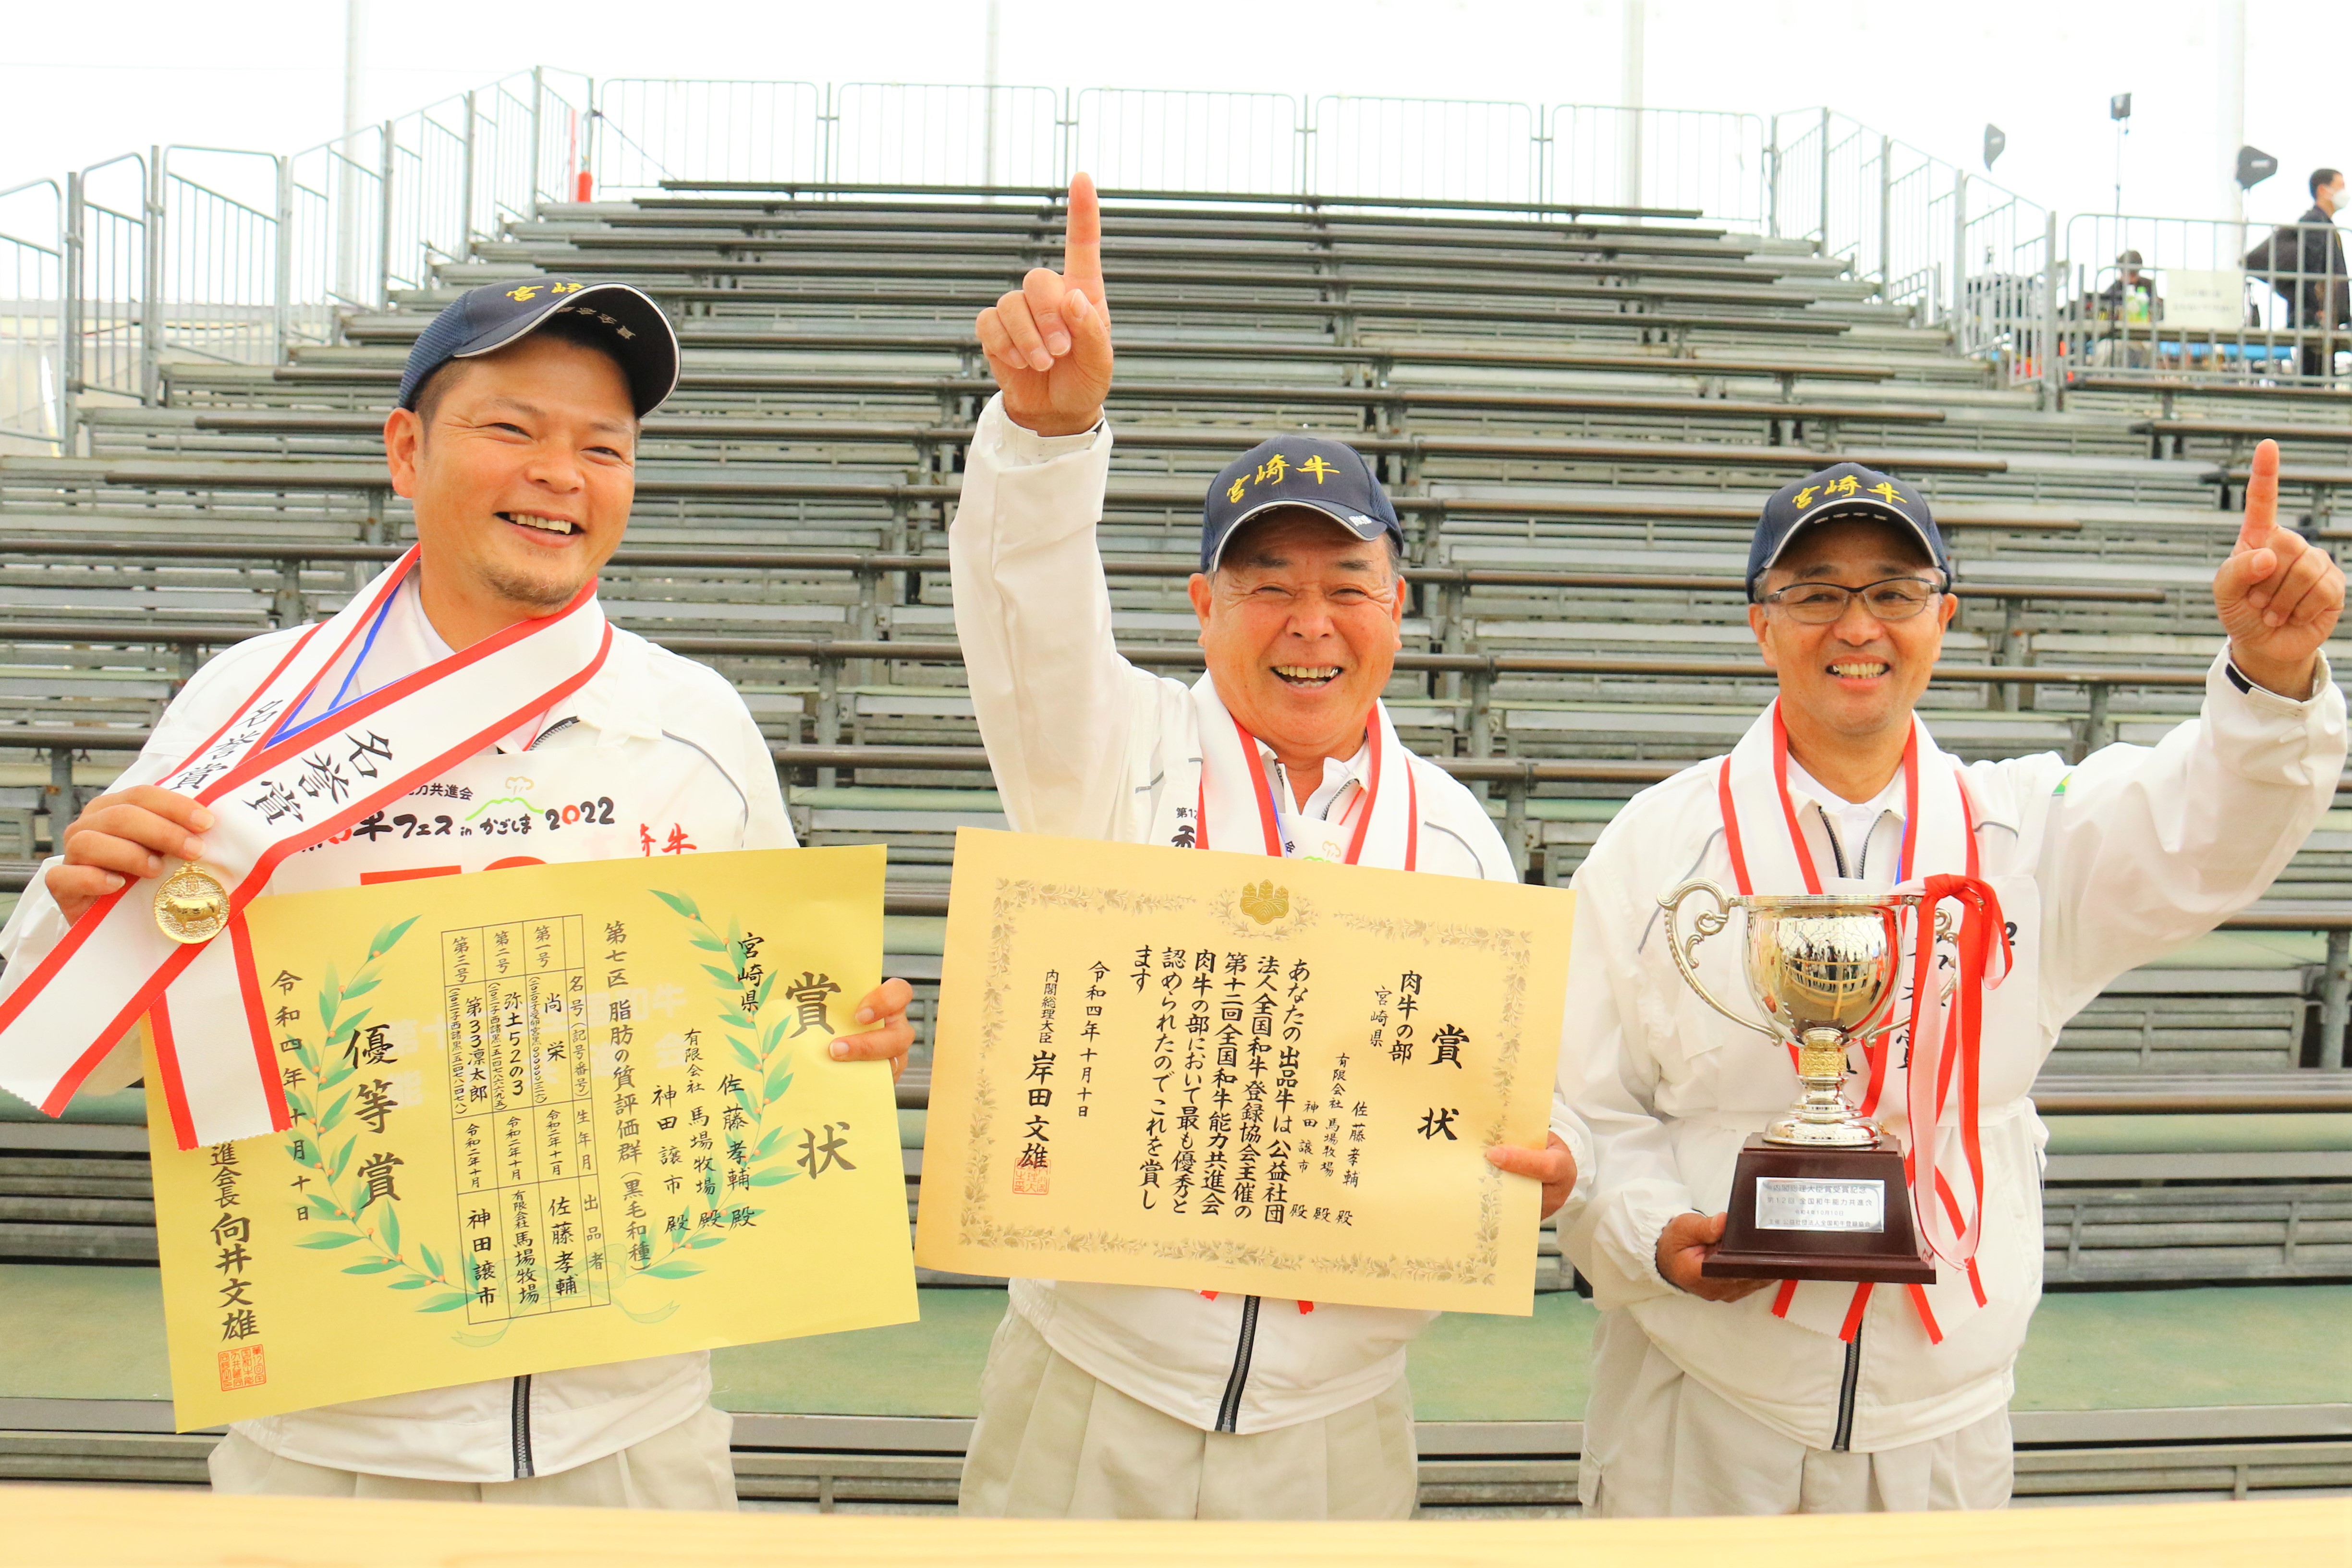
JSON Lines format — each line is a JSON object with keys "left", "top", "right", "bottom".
{"left": 397, "top": 278, "right": 680, "bottom": 419}
{"left": 1746, "top": 462, "right": 1952, "bottom": 600}
{"left": 1199, "top": 436, "right": 1404, "bottom": 574}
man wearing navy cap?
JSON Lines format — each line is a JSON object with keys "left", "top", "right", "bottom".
{"left": 0, "top": 278, "right": 917, "bottom": 1507}
{"left": 1553, "top": 450, "right": 2344, "bottom": 1513}
{"left": 946, "top": 174, "right": 1577, "bottom": 1519}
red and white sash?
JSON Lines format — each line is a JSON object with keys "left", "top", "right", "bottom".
{"left": 1716, "top": 703, "right": 2011, "bottom": 1344}
{"left": 1183, "top": 677, "right": 1419, "bottom": 869}
{"left": 1174, "top": 676, "right": 1425, "bottom": 1320}
{"left": 0, "top": 550, "right": 611, "bottom": 1150}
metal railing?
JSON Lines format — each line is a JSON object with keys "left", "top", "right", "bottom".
{"left": 1767, "top": 108, "right": 2052, "bottom": 384}
{"left": 0, "top": 180, "right": 65, "bottom": 455}
{"left": 1307, "top": 96, "right": 1547, "bottom": 207}
{"left": 66, "top": 153, "right": 155, "bottom": 413}
{"left": 2042, "top": 213, "right": 2352, "bottom": 392}
{"left": 0, "top": 535, "right": 2166, "bottom": 624}
{"left": 158, "top": 150, "right": 280, "bottom": 376}
{"left": 0, "top": 70, "right": 595, "bottom": 455}
{"left": 0, "top": 560, "right": 2243, "bottom": 793}
{"left": 1072, "top": 88, "right": 1297, "bottom": 196}
{"left": 0, "top": 638, "right": 2310, "bottom": 807}
{"left": 598, "top": 81, "right": 1766, "bottom": 222}
{"left": 1556, "top": 104, "right": 1767, "bottom": 228}
{"left": 0, "top": 70, "right": 2061, "bottom": 453}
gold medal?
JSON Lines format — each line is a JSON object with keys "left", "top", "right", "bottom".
{"left": 153, "top": 863, "right": 230, "bottom": 946}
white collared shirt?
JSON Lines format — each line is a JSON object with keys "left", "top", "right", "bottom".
{"left": 1264, "top": 736, "right": 1373, "bottom": 862}
{"left": 279, "top": 575, "right": 546, "bottom": 755}
{"left": 1782, "top": 758, "right": 1904, "bottom": 880}
{"left": 1551, "top": 655, "right": 2345, "bottom": 1452}
{"left": 950, "top": 393, "right": 1519, "bottom": 1434}
{"left": 0, "top": 596, "right": 793, "bottom": 1483}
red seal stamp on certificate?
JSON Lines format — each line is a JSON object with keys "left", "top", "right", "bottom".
{"left": 1012, "top": 1155, "right": 1050, "bottom": 1196}
{"left": 217, "top": 1344, "right": 268, "bottom": 1392}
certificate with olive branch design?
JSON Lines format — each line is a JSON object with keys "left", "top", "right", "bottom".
{"left": 144, "top": 846, "right": 915, "bottom": 1430}
{"left": 914, "top": 829, "right": 1574, "bottom": 1315}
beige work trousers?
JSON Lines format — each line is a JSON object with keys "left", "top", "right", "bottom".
{"left": 1581, "top": 1310, "right": 2013, "bottom": 1516}
{"left": 958, "top": 1304, "right": 1418, "bottom": 1520}
{"left": 207, "top": 1402, "right": 739, "bottom": 1510}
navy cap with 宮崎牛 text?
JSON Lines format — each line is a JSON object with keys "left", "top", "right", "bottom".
{"left": 1745, "top": 462, "right": 1952, "bottom": 600}
{"left": 397, "top": 278, "right": 681, "bottom": 419}
{"left": 1199, "top": 436, "right": 1405, "bottom": 574}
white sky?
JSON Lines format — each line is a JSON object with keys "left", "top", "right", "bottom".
{"left": 2, "top": 0, "right": 2345, "bottom": 230}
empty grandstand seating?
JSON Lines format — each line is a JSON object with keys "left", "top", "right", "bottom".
{"left": 2, "top": 179, "right": 2347, "bottom": 1513}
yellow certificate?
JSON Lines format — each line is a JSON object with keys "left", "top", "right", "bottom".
{"left": 146, "top": 846, "right": 916, "bottom": 1431}
{"left": 915, "top": 829, "right": 1574, "bottom": 1314}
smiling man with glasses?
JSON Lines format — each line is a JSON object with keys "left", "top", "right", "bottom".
{"left": 1551, "top": 453, "right": 2345, "bottom": 1517}
{"left": 1743, "top": 465, "right": 1961, "bottom": 811}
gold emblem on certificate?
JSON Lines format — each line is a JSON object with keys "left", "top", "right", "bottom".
{"left": 916, "top": 828, "right": 1575, "bottom": 1315}
{"left": 1239, "top": 880, "right": 1289, "bottom": 924}
{"left": 153, "top": 863, "right": 231, "bottom": 945}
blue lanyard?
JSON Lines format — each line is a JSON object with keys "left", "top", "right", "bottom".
{"left": 274, "top": 585, "right": 402, "bottom": 745}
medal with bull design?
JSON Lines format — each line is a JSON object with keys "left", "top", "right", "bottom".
{"left": 154, "top": 863, "right": 230, "bottom": 946}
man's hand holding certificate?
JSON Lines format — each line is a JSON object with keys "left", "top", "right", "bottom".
{"left": 916, "top": 829, "right": 1574, "bottom": 1314}
{"left": 0, "top": 283, "right": 929, "bottom": 1499}
{"left": 147, "top": 848, "right": 916, "bottom": 1431}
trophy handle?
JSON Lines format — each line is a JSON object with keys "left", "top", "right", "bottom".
{"left": 1657, "top": 878, "right": 1777, "bottom": 1041}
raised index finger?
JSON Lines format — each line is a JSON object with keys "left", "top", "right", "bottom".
{"left": 2239, "top": 438, "right": 2281, "bottom": 553}
{"left": 1063, "top": 171, "right": 1104, "bottom": 307}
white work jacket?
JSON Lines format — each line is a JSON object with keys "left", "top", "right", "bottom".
{"left": 1, "top": 585, "right": 792, "bottom": 1482}
{"left": 950, "top": 395, "right": 1521, "bottom": 1434}
{"left": 1553, "top": 653, "right": 2344, "bottom": 1452}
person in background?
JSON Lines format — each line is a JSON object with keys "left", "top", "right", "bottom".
{"left": 2097, "top": 250, "right": 2160, "bottom": 323}
{"left": 2255, "top": 169, "right": 2350, "bottom": 377}
{"left": 2095, "top": 250, "right": 2163, "bottom": 369}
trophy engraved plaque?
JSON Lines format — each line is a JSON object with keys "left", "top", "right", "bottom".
{"left": 1659, "top": 880, "right": 1937, "bottom": 1285}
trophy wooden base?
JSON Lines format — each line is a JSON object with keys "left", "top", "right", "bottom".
{"left": 1701, "top": 1135, "right": 1937, "bottom": 1285}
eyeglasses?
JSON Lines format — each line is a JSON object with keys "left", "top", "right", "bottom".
{"left": 1759, "top": 576, "right": 1947, "bottom": 624}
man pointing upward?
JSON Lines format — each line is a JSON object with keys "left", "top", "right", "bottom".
{"left": 948, "top": 175, "right": 1578, "bottom": 1520}
{"left": 1556, "top": 441, "right": 2342, "bottom": 1515}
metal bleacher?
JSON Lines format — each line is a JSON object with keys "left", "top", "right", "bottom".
{"left": 1, "top": 180, "right": 2347, "bottom": 1511}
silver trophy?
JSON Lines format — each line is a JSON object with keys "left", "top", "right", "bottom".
{"left": 1655, "top": 880, "right": 1942, "bottom": 1282}
{"left": 1658, "top": 882, "right": 1913, "bottom": 1149}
